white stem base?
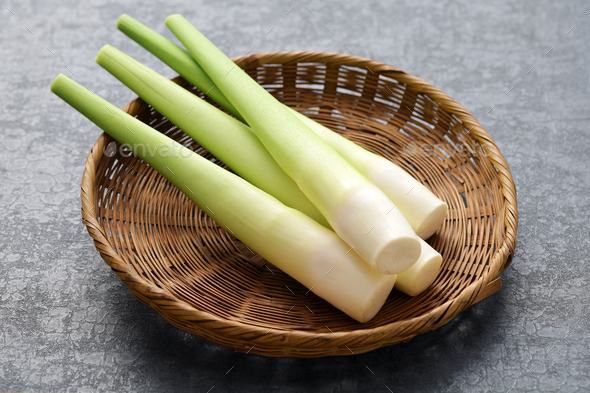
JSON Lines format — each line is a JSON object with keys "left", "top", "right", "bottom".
{"left": 366, "top": 163, "right": 448, "bottom": 239}
{"left": 394, "top": 238, "right": 442, "bottom": 296}
{"left": 331, "top": 186, "right": 421, "bottom": 275}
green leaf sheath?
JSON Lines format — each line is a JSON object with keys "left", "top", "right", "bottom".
{"left": 116, "top": 14, "right": 244, "bottom": 122}
{"left": 55, "top": 73, "right": 310, "bottom": 248}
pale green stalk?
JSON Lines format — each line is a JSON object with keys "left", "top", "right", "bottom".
{"left": 117, "top": 14, "right": 446, "bottom": 239}
{"left": 50, "top": 74, "right": 396, "bottom": 322}
{"left": 96, "top": 44, "right": 329, "bottom": 228}
{"left": 117, "top": 15, "right": 447, "bottom": 239}
{"left": 165, "top": 14, "right": 421, "bottom": 275}
{"left": 117, "top": 14, "right": 443, "bottom": 293}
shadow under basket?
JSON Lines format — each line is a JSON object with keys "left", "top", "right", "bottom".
{"left": 81, "top": 51, "right": 518, "bottom": 358}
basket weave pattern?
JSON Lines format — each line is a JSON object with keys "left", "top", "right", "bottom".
{"left": 81, "top": 51, "right": 517, "bottom": 357}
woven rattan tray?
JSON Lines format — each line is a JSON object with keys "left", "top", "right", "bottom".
{"left": 81, "top": 51, "right": 517, "bottom": 357}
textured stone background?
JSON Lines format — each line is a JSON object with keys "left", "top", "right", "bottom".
{"left": 1, "top": 0, "right": 589, "bottom": 392}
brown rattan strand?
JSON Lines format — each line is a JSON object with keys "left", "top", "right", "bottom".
{"left": 80, "top": 51, "right": 517, "bottom": 357}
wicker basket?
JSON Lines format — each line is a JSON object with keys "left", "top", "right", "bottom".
{"left": 81, "top": 51, "right": 517, "bottom": 358}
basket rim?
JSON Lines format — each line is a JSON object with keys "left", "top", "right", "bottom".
{"left": 80, "top": 50, "right": 518, "bottom": 352}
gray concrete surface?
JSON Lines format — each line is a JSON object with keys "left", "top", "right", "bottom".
{"left": 1, "top": 0, "right": 589, "bottom": 391}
